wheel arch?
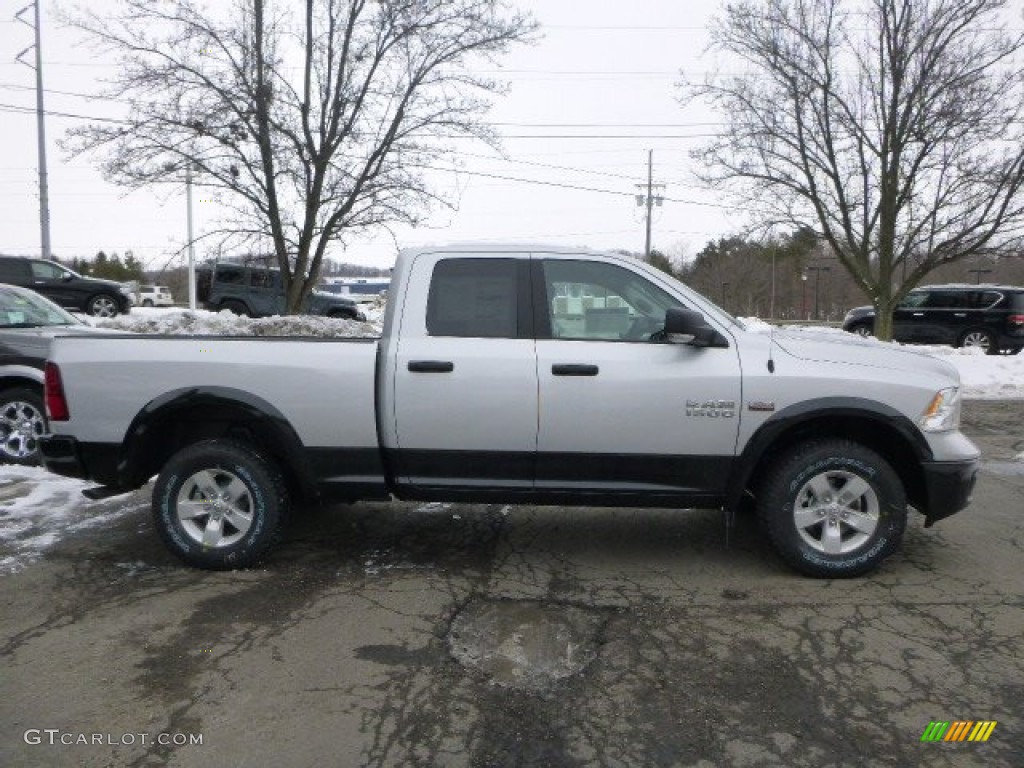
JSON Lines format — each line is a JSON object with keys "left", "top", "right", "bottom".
{"left": 118, "top": 386, "right": 317, "bottom": 501}
{"left": 219, "top": 298, "right": 253, "bottom": 315}
{"left": 0, "top": 369, "right": 44, "bottom": 390}
{"left": 729, "top": 398, "right": 930, "bottom": 515}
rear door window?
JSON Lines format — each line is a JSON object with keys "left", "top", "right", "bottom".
{"left": 215, "top": 266, "right": 245, "bottom": 285}
{"left": 0, "top": 259, "right": 31, "bottom": 281}
{"left": 923, "top": 291, "right": 965, "bottom": 309}
{"left": 426, "top": 258, "right": 521, "bottom": 338}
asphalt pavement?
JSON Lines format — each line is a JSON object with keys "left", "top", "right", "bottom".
{"left": 1, "top": 400, "right": 1022, "bottom": 767}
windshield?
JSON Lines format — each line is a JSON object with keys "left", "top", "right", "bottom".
{"left": 0, "top": 287, "right": 82, "bottom": 327}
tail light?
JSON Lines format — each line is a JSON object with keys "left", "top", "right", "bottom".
{"left": 44, "top": 362, "right": 70, "bottom": 421}
{"left": 1009, "top": 314, "right": 1024, "bottom": 327}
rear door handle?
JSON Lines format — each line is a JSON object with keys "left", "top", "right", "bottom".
{"left": 953, "top": 313, "right": 967, "bottom": 318}
{"left": 912, "top": 312, "right": 924, "bottom": 317}
{"left": 552, "top": 364, "right": 599, "bottom": 376}
{"left": 407, "top": 360, "right": 454, "bottom": 373}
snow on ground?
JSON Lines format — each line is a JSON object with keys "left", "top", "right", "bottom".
{"left": 0, "top": 465, "right": 145, "bottom": 574}
{"left": 1, "top": 309, "right": 1021, "bottom": 573}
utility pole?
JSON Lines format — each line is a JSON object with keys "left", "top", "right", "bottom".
{"left": 15, "top": 0, "right": 51, "bottom": 261}
{"left": 635, "top": 150, "right": 664, "bottom": 259}
{"left": 186, "top": 163, "right": 197, "bottom": 310}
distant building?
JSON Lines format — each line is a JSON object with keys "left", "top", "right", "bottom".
{"left": 319, "top": 277, "right": 390, "bottom": 302}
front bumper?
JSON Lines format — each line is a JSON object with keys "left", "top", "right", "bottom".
{"left": 920, "top": 457, "right": 980, "bottom": 526}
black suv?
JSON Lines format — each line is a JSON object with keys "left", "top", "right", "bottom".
{"left": 197, "top": 263, "right": 365, "bottom": 320}
{"left": 0, "top": 256, "right": 133, "bottom": 317}
{"left": 842, "top": 284, "right": 1024, "bottom": 355}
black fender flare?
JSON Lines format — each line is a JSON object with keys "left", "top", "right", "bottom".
{"left": 726, "top": 396, "right": 932, "bottom": 511}
{"left": 117, "top": 386, "right": 317, "bottom": 498}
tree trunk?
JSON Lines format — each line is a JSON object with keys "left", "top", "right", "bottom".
{"left": 873, "top": 297, "right": 896, "bottom": 341}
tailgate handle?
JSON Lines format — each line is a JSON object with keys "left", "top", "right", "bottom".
{"left": 408, "top": 360, "right": 454, "bottom": 373}
{"left": 552, "top": 364, "right": 599, "bottom": 376}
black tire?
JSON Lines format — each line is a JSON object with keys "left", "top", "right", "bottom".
{"left": 0, "top": 387, "right": 46, "bottom": 465}
{"left": 142, "top": 299, "right": 154, "bottom": 307}
{"left": 958, "top": 328, "right": 997, "bottom": 355}
{"left": 220, "top": 300, "right": 250, "bottom": 316}
{"left": 758, "top": 439, "right": 906, "bottom": 578}
{"left": 327, "top": 307, "right": 358, "bottom": 320}
{"left": 849, "top": 323, "right": 873, "bottom": 338}
{"left": 87, "top": 293, "right": 120, "bottom": 317}
{"left": 152, "top": 440, "right": 289, "bottom": 569}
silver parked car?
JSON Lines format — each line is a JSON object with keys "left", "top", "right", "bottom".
{"left": 0, "top": 284, "right": 97, "bottom": 464}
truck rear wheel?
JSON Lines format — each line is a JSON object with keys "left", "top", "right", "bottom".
{"left": 758, "top": 439, "right": 906, "bottom": 578}
{"left": 152, "top": 439, "right": 288, "bottom": 569}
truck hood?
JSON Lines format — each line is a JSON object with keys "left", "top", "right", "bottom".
{"left": 770, "top": 327, "right": 959, "bottom": 383}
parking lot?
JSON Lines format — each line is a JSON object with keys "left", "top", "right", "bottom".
{"left": 1, "top": 400, "right": 1021, "bottom": 767}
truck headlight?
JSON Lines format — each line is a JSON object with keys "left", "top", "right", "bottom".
{"left": 919, "top": 387, "right": 961, "bottom": 432}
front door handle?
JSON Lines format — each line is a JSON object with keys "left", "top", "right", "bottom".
{"left": 912, "top": 312, "right": 924, "bottom": 317}
{"left": 408, "top": 360, "right": 454, "bottom": 373}
{"left": 552, "top": 364, "right": 599, "bottom": 376}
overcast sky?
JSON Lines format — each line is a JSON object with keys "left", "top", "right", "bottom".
{"left": 2, "top": 0, "right": 1018, "bottom": 273}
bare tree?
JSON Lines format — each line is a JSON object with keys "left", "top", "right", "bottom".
{"left": 63, "top": 0, "right": 536, "bottom": 312}
{"left": 683, "top": 0, "right": 1024, "bottom": 339}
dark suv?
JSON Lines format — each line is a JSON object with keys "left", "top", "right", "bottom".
{"left": 198, "top": 263, "right": 365, "bottom": 320}
{"left": 842, "top": 284, "right": 1024, "bottom": 355}
{"left": 0, "top": 256, "right": 133, "bottom": 317}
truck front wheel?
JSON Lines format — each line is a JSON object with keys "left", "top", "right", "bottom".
{"left": 758, "top": 439, "right": 906, "bottom": 578}
{"left": 152, "top": 440, "right": 289, "bottom": 569}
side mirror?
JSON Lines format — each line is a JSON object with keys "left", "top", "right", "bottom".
{"left": 61, "top": 272, "right": 74, "bottom": 282}
{"left": 663, "top": 308, "right": 729, "bottom": 348}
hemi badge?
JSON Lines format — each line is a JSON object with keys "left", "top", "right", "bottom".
{"left": 748, "top": 401, "right": 776, "bottom": 412}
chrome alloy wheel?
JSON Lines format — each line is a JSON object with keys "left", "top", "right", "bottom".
{"left": 792, "top": 469, "right": 880, "bottom": 555}
{"left": 960, "top": 330, "right": 992, "bottom": 352}
{"left": 0, "top": 399, "right": 45, "bottom": 461}
{"left": 90, "top": 295, "right": 118, "bottom": 317}
{"left": 176, "top": 468, "right": 255, "bottom": 549}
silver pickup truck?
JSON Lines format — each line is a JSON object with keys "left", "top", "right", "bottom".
{"left": 40, "top": 244, "right": 980, "bottom": 577}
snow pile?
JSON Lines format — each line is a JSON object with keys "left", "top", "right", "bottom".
{"left": 87, "top": 307, "right": 381, "bottom": 338}
{"left": 0, "top": 465, "right": 140, "bottom": 573}
{"left": 910, "top": 344, "right": 1024, "bottom": 400}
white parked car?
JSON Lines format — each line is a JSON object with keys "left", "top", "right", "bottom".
{"left": 137, "top": 285, "right": 174, "bottom": 307}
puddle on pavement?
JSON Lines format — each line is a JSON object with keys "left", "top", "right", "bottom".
{"left": 448, "top": 599, "right": 603, "bottom": 692}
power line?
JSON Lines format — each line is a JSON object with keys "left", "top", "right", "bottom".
{"left": 0, "top": 101, "right": 130, "bottom": 124}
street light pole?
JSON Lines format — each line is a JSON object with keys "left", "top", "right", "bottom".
{"left": 967, "top": 268, "right": 992, "bottom": 284}
{"left": 806, "top": 265, "right": 831, "bottom": 321}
